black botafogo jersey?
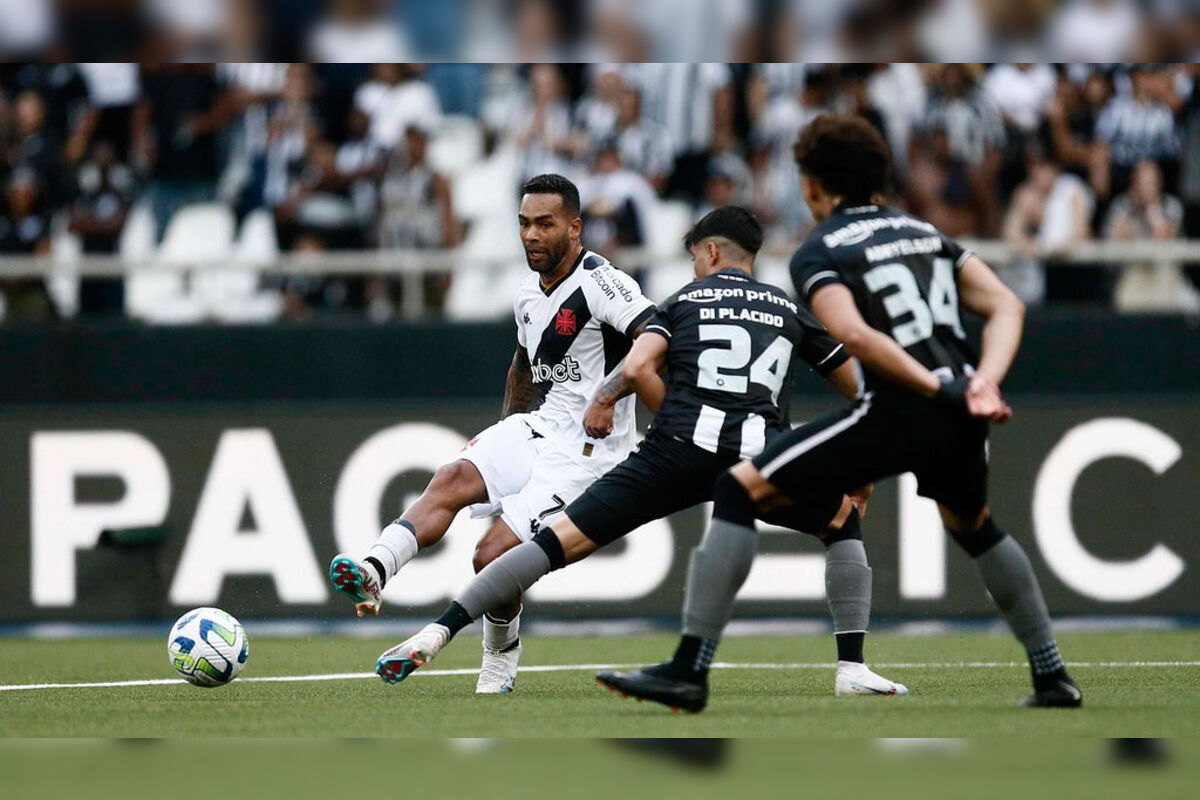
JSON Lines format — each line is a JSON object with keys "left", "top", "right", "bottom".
{"left": 645, "top": 268, "right": 849, "bottom": 458}
{"left": 790, "top": 204, "right": 978, "bottom": 393}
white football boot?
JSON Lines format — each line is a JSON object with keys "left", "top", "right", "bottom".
{"left": 376, "top": 624, "right": 451, "bottom": 684}
{"left": 835, "top": 661, "right": 910, "bottom": 697}
{"left": 476, "top": 641, "right": 522, "bottom": 694}
{"left": 328, "top": 554, "right": 383, "bottom": 618}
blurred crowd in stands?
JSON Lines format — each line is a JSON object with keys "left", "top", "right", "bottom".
{"left": 3, "top": 60, "right": 1200, "bottom": 322}
{"left": 5, "top": 1, "right": 1200, "bottom": 64}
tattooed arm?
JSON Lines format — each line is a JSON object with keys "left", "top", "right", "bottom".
{"left": 584, "top": 321, "right": 664, "bottom": 439}
{"left": 501, "top": 347, "right": 536, "bottom": 418}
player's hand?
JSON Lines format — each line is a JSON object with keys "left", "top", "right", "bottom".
{"left": 847, "top": 483, "right": 874, "bottom": 519}
{"left": 966, "top": 375, "right": 1013, "bottom": 423}
{"left": 584, "top": 401, "right": 615, "bottom": 439}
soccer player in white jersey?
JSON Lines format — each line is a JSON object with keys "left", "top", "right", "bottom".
{"left": 329, "top": 174, "right": 657, "bottom": 693}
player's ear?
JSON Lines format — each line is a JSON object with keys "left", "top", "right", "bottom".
{"left": 706, "top": 240, "right": 721, "bottom": 269}
{"left": 569, "top": 214, "right": 582, "bottom": 240}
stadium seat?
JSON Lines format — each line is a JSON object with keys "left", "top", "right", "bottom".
{"left": 756, "top": 258, "right": 791, "bottom": 293}
{"left": 427, "top": 115, "right": 485, "bottom": 177}
{"left": 646, "top": 200, "right": 695, "bottom": 260}
{"left": 446, "top": 212, "right": 527, "bottom": 321}
{"left": 128, "top": 203, "right": 234, "bottom": 324}
{"left": 199, "top": 208, "right": 285, "bottom": 324}
{"left": 644, "top": 259, "right": 695, "bottom": 303}
{"left": 452, "top": 145, "right": 520, "bottom": 222}
{"left": 47, "top": 213, "right": 81, "bottom": 318}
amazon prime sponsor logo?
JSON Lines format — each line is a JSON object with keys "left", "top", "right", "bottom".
{"left": 823, "top": 215, "right": 937, "bottom": 248}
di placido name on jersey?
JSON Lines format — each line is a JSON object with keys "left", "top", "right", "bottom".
{"left": 698, "top": 306, "right": 787, "bottom": 328}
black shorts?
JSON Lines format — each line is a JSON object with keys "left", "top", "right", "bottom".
{"left": 752, "top": 389, "right": 990, "bottom": 526}
{"left": 566, "top": 431, "right": 839, "bottom": 545}
{"left": 566, "top": 432, "right": 737, "bottom": 546}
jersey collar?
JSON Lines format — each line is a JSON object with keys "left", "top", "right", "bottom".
{"left": 716, "top": 266, "right": 752, "bottom": 279}
{"left": 539, "top": 248, "right": 586, "bottom": 296}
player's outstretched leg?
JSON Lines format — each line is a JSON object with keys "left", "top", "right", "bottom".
{"left": 331, "top": 460, "right": 488, "bottom": 617}
{"left": 376, "top": 623, "right": 452, "bottom": 684}
{"left": 328, "top": 554, "right": 384, "bottom": 618}
{"left": 473, "top": 521, "right": 525, "bottom": 694}
{"left": 821, "top": 512, "right": 908, "bottom": 697}
{"left": 377, "top": 526, "right": 577, "bottom": 686}
{"left": 598, "top": 471, "right": 758, "bottom": 713}
{"left": 945, "top": 510, "right": 1082, "bottom": 708}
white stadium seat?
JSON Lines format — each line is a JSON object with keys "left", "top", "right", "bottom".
{"left": 427, "top": 114, "right": 485, "bottom": 177}
{"left": 128, "top": 202, "right": 234, "bottom": 324}
{"left": 47, "top": 213, "right": 81, "bottom": 318}
{"left": 208, "top": 208, "right": 284, "bottom": 324}
{"left": 646, "top": 200, "right": 695, "bottom": 260}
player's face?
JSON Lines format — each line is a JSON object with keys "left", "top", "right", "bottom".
{"left": 519, "top": 193, "right": 579, "bottom": 274}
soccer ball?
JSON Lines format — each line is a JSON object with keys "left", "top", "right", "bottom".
{"left": 167, "top": 607, "right": 249, "bottom": 688}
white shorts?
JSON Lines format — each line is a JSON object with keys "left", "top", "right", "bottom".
{"left": 455, "top": 413, "right": 603, "bottom": 542}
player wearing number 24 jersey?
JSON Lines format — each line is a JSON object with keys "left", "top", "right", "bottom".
{"left": 373, "top": 205, "right": 908, "bottom": 703}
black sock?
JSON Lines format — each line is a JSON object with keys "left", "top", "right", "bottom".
{"left": 364, "top": 557, "right": 387, "bottom": 587}
{"left": 836, "top": 631, "right": 865, "bottom": 664}
{"left": 661, "top": 634, "right": 716, "bottom": 682}
{"left": 434, "top": 601, "right": 474, "bottom": 638}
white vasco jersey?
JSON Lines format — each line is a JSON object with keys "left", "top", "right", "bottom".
{"left": 514, "top": 249, "right": 657, "bottom": 472}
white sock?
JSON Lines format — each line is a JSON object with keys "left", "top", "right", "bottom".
{"left": 367, "top": 521, "right": 419, "bottom": 584}
{"left": 482, "top": 606, "right": 521, "bottom": 651}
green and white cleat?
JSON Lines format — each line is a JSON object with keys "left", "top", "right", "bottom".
{"left": 377, "top": 624, "right": 451, "bottom": 684}
{"left": 835, "top": 661, "right": 909, "bottom": 697}
{"left": 329, "top": 555, "right": 383, "bottom": 618}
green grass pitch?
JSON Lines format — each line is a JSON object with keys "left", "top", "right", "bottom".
{"left": 1, "top": 629, "right": 1197, "bottom": 737}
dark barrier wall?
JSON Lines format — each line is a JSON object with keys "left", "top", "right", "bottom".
{"left": 0, "top": 315, "right": 1197, "bottom": 622}
{"left": 2, "top": 312, "right": 1199, "bottom": 404}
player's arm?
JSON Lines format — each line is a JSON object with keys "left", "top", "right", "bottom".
{"left": 825, "top": 359, "right": 861, "bottom": 401}
{"left": 501, "top": 347, "right": 536, "bottom": 418}
{"left": 620, "top": 329, "right": 670, "bottom": 413}
{"left": 582, "top": 264, "right": 658, "bottom": 438}
{"left": 956, "top": 254, "right": 1025, "bottom": 387}
{"left": 584, "top": 318, "right": 656, "bottom": 438}
{"left": 810, "top": 284, "right": 943, "bottom": 398}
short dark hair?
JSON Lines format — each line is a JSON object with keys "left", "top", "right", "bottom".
{"left": 521, "top": 173, "right": 581, "bottom": 216}
{"left": 683, "top": 205, "right": 763, "bottom": 256}
{"left": 793, "top": 114, "right": 892, "bottom": 203}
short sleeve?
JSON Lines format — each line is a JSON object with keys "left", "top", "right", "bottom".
{"left": 795, "top": 307, "right": 849, "bottom": 377}
{"left": 790, "top": 238, "right": 844, "bottom": 302}
{"left": 513, "top": 295, "right": 527, "bottom": 348}
{"left": 941, "top": 234, "right": 973, "bottom": 269}
{"left": 643, "top": 296, "right": 676, "bottom": 341}
{"left": 585, "top": 262, "right": 657, "bottom": 337}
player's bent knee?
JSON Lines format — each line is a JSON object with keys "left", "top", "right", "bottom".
{"left": 945, "top": 514, "right": 1006, "bottom": 558}
{"left": 818, "top": 507, "right": 862, "bottom": 546}
{"left": 472, "top": 537, "right": 516, "bottom": 574}
{"left": 428, "top": 460, "right": 485, "bottom": 505}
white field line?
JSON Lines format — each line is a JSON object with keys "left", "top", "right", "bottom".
{"left": 1, "top": 660, "right": 1197, "bottom": 694}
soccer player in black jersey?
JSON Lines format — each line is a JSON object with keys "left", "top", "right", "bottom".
{"left": 611, "top": 114, "right": 1082, "bottom": 711}
{"left": 373, "top": 205, "right": 909, "bottom": 701}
